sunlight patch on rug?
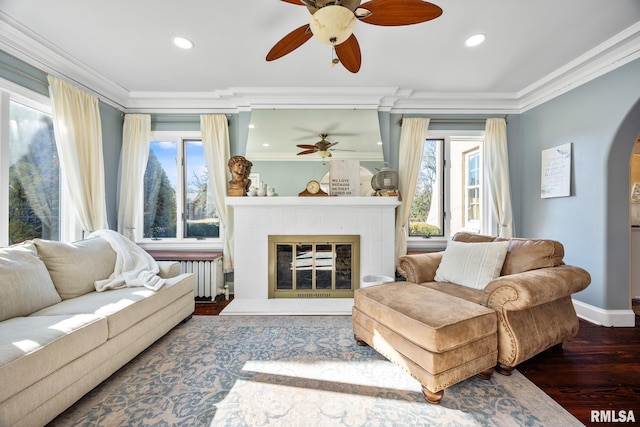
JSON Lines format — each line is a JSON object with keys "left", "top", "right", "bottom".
{"left": 215, "top": 355, "right": 479, "bottom": 426}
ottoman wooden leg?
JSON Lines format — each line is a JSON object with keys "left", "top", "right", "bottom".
{"left": 476, "top": 367, "right": 494, "bottom": 380}
{"left": 421, "top": 386, "right": 444, "bottom": 404}
{"left": 354, "top": 334, "right": 368, "bottom": 347}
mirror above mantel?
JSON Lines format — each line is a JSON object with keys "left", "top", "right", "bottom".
{"left": 245, "top": 109, "right": 384, "bottom": 162}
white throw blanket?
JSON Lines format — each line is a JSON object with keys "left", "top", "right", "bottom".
{"left": 89, "top": 229, "right": 165, "bottom": 292}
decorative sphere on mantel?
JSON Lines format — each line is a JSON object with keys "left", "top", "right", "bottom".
{"left": 371, "top": 167, "right": 399, "bottom": 191}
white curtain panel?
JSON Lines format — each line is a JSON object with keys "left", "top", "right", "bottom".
{"left": 395, "top": 117, "right": 430, "bottom": 262}
{"left": 484, "top": 118, "right": 514, "bottom": 238}
{"left": 117, "top": 114, "right": 151, "bottom": 240}
{"left": 200, "top": 115, "right": 233, "bottom": 270}
{"left": 47, "top": 75, "right": 108, "bottom": 233}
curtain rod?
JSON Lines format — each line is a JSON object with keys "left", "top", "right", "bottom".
{"left": 398, "top": 116, "right": 508, "bottom": 126}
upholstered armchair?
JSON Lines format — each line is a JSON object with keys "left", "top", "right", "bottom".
{"left": 396, "top": 232, "right": 591, "bottom": 374}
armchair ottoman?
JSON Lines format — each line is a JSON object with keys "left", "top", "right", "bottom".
{"left": 353, "top": 282, "right": 498, "bottom": 403}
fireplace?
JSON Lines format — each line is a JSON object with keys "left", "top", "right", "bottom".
{"left": 224, "top": 196, "right": 398, "bottom": 314}
{"left": 269, "top": 235, "right": 360, "bottom": 298}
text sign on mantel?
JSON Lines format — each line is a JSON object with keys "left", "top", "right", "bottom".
{"left": 330, "top": 159, "right": 360, "bottom": 196}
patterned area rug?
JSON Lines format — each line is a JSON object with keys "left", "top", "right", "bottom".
{"left": 49, "top": 316, "right": 583, "bottom": 427}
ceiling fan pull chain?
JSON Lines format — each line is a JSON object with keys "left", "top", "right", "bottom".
{"left": 331, "top": 38, "right": 339, "bottom": 66}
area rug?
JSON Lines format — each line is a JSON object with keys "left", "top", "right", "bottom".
{"left": 49, "top": 316, "right": 583, "bottom": 427}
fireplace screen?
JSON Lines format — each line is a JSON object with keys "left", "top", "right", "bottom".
{"left": 268, "top": 235, "right": 360, "bottom": 298}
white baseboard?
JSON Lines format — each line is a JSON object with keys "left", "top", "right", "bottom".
{"left": 572, "top": 299, "right": 636, "bottom": 327}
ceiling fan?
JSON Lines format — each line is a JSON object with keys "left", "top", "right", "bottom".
{"left": 296, "top": 133, "right": 354, "bottom": 158}
{"left": 266, "top": 0, "right": 443, "bottom": 73}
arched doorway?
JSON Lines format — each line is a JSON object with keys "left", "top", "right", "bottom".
{"left": 631, "top": 135, "right": 640, "bottom": 315}
{"left": 606, "top": 96, "right": 640, "bottom": 326}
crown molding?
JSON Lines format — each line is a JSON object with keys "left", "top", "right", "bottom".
{"left": 1, "top": 12, "right": 638, "bottom": 114}
{"left": 517, "top": 21, "right": 640, "bottom": 112}
{"left": 0, "top": 12, "right": 130, "bottom": 110}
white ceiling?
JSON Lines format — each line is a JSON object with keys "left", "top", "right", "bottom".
{"left": 1, "top": 0, "right": 639, "bottom": 113}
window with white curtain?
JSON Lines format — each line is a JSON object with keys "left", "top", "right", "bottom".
{"left": 0, "top": 81, "right": 71, "bottom": 246}
{"left": 408, "top": 131, "right": 486, "bottom": 248}
{"left": 138, "top": 131, "right": 221, "bottom": 248}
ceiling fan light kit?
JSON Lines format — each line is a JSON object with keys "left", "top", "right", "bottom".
{"left": 309, "top": 5, "right": 357, "bottom": 45}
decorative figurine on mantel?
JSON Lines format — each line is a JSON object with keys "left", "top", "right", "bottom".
{"left": 227, "top": 155, "right": 253, "bottom": 196}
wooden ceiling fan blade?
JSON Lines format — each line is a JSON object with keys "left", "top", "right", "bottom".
{"left": 335, "top": 34, "right": 361, "bottom": 73}
{"left": 296, "top": 144, "right": 318, "bottom": 149}
{"left": 266, "top": 24, "right": 313, "bottom": 61}
{"left": 280, "top": 0, "right": 305, "bottom": 5}
{"left": 358, "top": 0, "right": 443, "bottom": 26}
{"left": 297, "top": 149, "right": 318, "bottom": 155}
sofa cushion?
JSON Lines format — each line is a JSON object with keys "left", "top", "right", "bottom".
{"left": 34, "top": 237, "right": 117, "bottom": 299}
{"left": 30, "top": 273, "right": 194, "bottom": 339}
{"left": 0, "top": 242, "right": 62, "bottom": 322}
{"left": 0, "top": 314, "right": 107, "bottom": 404}
{"left": 435, "top": 240, "right": 509, "bottom": 290}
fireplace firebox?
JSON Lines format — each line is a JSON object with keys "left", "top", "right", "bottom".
{"left": 268, "top": 235, "right": 360, "bottom": 298}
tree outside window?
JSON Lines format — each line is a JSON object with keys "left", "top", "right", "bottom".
{"left": 8, "top": 101, "right": 60, "bottom": 244}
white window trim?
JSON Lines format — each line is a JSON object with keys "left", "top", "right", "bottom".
{"left": 0, "top": 78, "right": 78, "bottom": 245}
{"left": 136, "top": 130, "right": 224, "bottom": 251}
{"left": 407, "top": 130, "right": 490, "bottom": 251}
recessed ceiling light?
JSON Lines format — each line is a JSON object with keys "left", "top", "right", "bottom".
{"left": 249, "top": 124, "right": 255, "bottom": 129}
{"left": 262, "top": 143, "right": 270, "bottom": 147}
{"left": 465, "top": 33, "right": 486, "bottom": 47}
{"left": 173, "top": 37, "right": 194, "bottom": 49}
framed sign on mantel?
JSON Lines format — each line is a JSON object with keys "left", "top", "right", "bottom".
{"left": 541, "top": 143, "right": 572, "bottom": 199}
{"left": 329, "top": 159, "right": 360, "bottom": 196}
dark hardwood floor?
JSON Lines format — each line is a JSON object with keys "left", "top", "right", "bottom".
{"left": 194, "top": 299, "right": 640, "bottom": 426}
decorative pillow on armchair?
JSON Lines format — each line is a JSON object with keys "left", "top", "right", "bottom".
{"left": 435, "top": 240, "right": 510, "bottom": 290}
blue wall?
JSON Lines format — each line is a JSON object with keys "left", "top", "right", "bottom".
{"left": 518, "top": 58, "right": 640, "bottom": 309}
{"left": 99, "top": 103, "right": 123, "bottom": 230}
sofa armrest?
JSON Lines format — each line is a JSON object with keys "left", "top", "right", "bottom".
{"left": 482, "top": 265, "right": 591, "bottom": 311}
{"left": 157, "top": 261, "right": 181, "bottom": 279}
{"left": 397, "top": 252, "right": 443, "bottom": 283}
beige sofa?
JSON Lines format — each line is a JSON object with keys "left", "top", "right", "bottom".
{"left": 0, "top": 235, "right": 195, "bottom": 427}
{"left": 396, "top": 232, "right": 591, "bottom": 374}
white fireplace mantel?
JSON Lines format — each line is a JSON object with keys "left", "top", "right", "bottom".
{"left": 223, "top": 196, "right": 399, "bottom": 314}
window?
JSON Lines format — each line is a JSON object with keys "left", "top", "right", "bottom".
{"left": 0, "top": 83, "right": 63, "bottom": 246}
{"left": 140, "top": 132, "right": 220, "bottom": 246}
{"left": 463, "top": 149, "right": 481, "bottom": 232}
{"left": 409, "top": 132, "right": 485, "bottom": 246}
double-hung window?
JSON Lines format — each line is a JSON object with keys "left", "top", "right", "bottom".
{"left": 137, "top": 131, "right": 221, "bottom": 249}
{"left": 408, "top": 131, "right": 487, "bottom": 249}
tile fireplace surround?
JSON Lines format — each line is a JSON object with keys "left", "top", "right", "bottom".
{"left": 223, "top": 196, "right": 399, "bottom": 315}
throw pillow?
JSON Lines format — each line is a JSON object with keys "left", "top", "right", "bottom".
{"left": 34, "top": 237, "right": 117, "bottom": 299}
{"left": 0, "top": 241, "right": 62, "bottom": 321}
{"left": 434, "top": 240, "right": 510, "bottom": 290}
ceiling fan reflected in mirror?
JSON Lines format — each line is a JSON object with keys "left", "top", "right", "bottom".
{"left": 267, "top": 0, "right": 443, "bottom": 73}
{"left": 296, "top": 133, "right": 355, "bottom": 160}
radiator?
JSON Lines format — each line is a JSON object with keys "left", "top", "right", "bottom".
{"left": 178, "top": 258, "right": 224, "bottom": 300}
